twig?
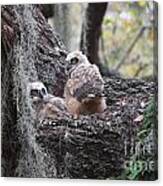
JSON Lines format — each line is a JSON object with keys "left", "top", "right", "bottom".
{"left": 115, "top": 26, "right": 147, "bottom": 71}
{"left": 134, "top": 63, "right": 149, "bottom": 77}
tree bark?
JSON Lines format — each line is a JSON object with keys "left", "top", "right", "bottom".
{"left": 36, "top": 77, "right": 156, "bottom": 179}
{"left": 1, "top": 4, "right": 67, "bottom": 177}
{"left": 1, "top": 5, "right": 68, "bottom": 96}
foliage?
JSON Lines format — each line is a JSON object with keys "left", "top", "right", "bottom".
{"left": 118, "top": 98, "right": 158, "bottom": 180}
{"left": 102, "top": 1, "right": 155, "bottom": 78}
{"left": 138, "top": 97, "right": 157, "bottom": 139}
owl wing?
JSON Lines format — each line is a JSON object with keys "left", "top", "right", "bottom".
{"left": 65, "top": 64, "right": 104, "bottom": 102}
{"left": 64, "top": 78, "right": 81, "bottom": 99}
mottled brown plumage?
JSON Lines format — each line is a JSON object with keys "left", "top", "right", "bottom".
{"left": 64, "top": 51, "right": 107, "bottom": 118}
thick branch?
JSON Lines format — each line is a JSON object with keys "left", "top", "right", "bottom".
{"left": 36, "top": 77, "right": 156, "bottom": 178}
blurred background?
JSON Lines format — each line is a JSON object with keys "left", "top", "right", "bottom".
{"left": 42, "top": 1, "right": 157, "bottom": 79}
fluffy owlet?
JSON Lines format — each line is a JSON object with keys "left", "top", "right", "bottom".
{"left": 64, "top": 51, "right": 107, "bottom": 118}
{"left": 28, "top": 81, "right": 67, "bottom": 120}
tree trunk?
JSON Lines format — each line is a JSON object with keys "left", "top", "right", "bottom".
{"left": 1, "top": 4, "right": 157, "bottom": 179}
{"left": 1, "top": 4, "right": 67, "bottom": 177}
{"left": 53, "top": 3, "right": 84, "bottom": 50}
{"left": 80, "top": 3, "right": 107, "bottom": 70}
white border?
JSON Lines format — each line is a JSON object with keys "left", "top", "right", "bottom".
{"left": 0, "top": 0, "right": 162, "bottom": 186}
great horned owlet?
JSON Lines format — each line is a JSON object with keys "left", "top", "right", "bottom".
{"left": 28, "top": 81, "right": 67, "bottom": 120}
{"left": 64, "top": 51, "right": 107, "bottom": 118}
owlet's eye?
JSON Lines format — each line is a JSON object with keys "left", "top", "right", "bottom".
{"left": 70, "top": 57, "right": 78, "bottom": 64}
{"left": 41, "top": 88, "right": 46, "bottom": 95}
